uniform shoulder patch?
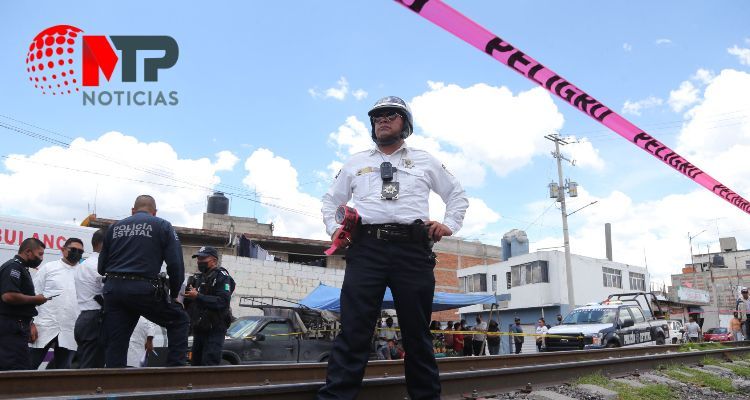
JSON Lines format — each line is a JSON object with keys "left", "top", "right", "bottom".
{"left": 9, "top": 268, "right": 21, "bottom": 280}
{"left": 442, "top": 164, "right": 454, "bottom": 177}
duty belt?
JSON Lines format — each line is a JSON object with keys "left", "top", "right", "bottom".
{"left": 362, "top": 223, "right": 427, "bottom": 243}
{"left": 106, "top": 273, "right": 157, "bottom": 282}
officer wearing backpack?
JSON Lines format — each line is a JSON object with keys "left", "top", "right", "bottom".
{"left": 183, "top": 246, "right": 235, "bottom": 366}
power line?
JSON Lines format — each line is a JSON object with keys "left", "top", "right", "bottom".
{"left": 0, "top": 117, "right": 324, "bottom": 218}
{"left": 0, "top": 155, "right": 319, "bottom": 219}
{"left": 0, "top": 117, "right": 288, "bottom": 203}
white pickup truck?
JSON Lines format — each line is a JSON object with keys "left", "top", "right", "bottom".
{"left": 545, "top": 292, "right": 670, "bottom": 351}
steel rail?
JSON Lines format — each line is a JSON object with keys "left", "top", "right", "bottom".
{"left": 3, "top": 343, "right": 749, "bottom": 399}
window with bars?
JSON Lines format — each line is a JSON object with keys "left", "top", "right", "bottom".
{"left": 602, "top": 267, "right": 622, "bottom": 288}
{"left": 460, "top": 273, "right": 487, "bottom": 293}
{"left": 491, "top": 275, "right": 497, "bottom": 292}
{"left": 629, "top": 272, "right": 645, "bottom": 291}
{"left": 506, "top": 272, "right": 512, "bottom": 289}
{"left": 509, "top": 261, "right": 549, "bottom": 287}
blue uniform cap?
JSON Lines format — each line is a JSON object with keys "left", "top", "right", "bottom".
{"left": 192, "top": 246, "right": 219, "bottom": 259}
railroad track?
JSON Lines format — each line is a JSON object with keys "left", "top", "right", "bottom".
{"left": 3, "top": 343, "right": 749, "bottom": 399}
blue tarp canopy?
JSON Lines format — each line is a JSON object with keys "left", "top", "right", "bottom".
{"left": 299, "top": 284, "right": 507, "bottom": 312}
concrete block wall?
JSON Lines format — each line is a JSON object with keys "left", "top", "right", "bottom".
{"left": 221, "top": 255, "right": 344, "bottom": 317}
{"left": 202, "top": 213, "right": 273, "bottom": 235}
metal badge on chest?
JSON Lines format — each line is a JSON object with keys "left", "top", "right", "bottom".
{"left": 380, "top": 161, "right": 399, "bottom": 200}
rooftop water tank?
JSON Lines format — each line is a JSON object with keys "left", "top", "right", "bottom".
{"left": 207, "top": 191, "right": 229, "bottom": 215}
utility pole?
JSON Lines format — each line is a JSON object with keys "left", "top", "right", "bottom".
{"left": 545, "top": 134, "right": 578, "bottom": 309}
{"left": 706, "top": 244, "right": 720, "bottom": 326}
{"left": 689, "top": 230, "right": 706, "bottom": 288}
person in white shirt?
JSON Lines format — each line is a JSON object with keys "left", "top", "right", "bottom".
{"left": 127, "top": 317, "right": 156, "bottom": 367}
{"left": 317, "top": 96, "right": 469, "bottom": 400}
{"left": 738, "top": 288, "right": 750, "bottom": 340}
{"left": 377, "top": 317, "right": 399, "bottom": 360}
{"left": 73, "top": 229, "right": 105, "bottom": 368}
{"left": 30, "top": 238, "right": 83, "bottom": 369}
{"left": 686, "top": 316, "right": 702, "bottom": 343}
{"left": 535, "top": 318, "right": 549, "bottom": 352}
{"left": 472, "top": 316, "right": 488, "bottom": 356}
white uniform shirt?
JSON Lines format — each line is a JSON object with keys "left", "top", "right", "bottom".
{"left": 127, "top": 317, "right": 156, "bottom": 367}
{"left": 75, "top": 253, "right": 103, "bottom": 311}
{"left": 322, "top": 144, "right": 469, "bottom": 236}
{"left": 32, "top": 259, "right": 80, "bottom": 350}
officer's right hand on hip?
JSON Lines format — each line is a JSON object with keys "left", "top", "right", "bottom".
{"left": 425, "top": 220, "right": 452, "bottom": 242}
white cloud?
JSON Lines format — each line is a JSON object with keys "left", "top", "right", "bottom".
{"left": 410, "top": 81, "right": 565, "bottom": 178}
{"left": 528, "top": 186, "right": 746, "bottom": 285}
{"left": 528, "top": 69, "right": 750, "bottom": 285}
{"left": 242, "top": 149, "right": 328, "bottom": 240}
{"left": 326, "top": 113, "right": 488, "bottom": 188}
{"left": 325, "top": 77, "right": 348, "bottom": 100}
{"left": 565, "top": 138, "right": 605, "bottom": 170}
{"left": 622, "top": 96, "right": 663, "bottom": 116}
{"left": 655, "top": 38, "right": 672, "bottom": 45}
{"left": 214, "top": 151, "right": 240, "bottom": 171}
{"left": 676, "top": 69, "right": 750, "bottom": 178}
{"left": 428, "top": 193, "right": 500, "bottom": 238}
{"left": 692, "top": 68, "right": 715, "bottom": 85}
{"left": 308, "top": 77, "right": 368, "bottom": 101}
{"left": 668, "top": 80, "right": 699, "bottom": 112}
{"left": 328, "top": 80, "right": 567, "bottom": 188}
{"left": 327, "top": 115, "right": 372, "bottom": 158}
{"left": 728, "top": 43, "right": 750, "bottom": 66}
{"left": 623, "top": 43, "right": 633, "bottom": 52}
{"left": 0, "top": 132, "right": 238, "bottom": 228}
{"left": 352, "top": 89, "right": 368, "bottom": 100}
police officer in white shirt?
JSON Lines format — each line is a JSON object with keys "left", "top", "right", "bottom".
{"left": 74, "top": 229, "right": 105, "bottom": 368}
{"left": 317, "top": 96, "right": 469, "bottom": 400}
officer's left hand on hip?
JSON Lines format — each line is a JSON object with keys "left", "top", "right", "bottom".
{"left": 425, "top": 221, "right": 452, "bottom": 242}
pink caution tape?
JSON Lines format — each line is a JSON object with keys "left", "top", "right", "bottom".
{"left": 396, "top": 0, "right": 750, "bottom": 215}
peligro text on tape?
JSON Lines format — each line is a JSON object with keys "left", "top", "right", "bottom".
{"left": 396, "top": 0, "right": 750, "bottom": 214}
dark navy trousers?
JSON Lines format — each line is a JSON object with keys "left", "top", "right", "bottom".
{"left": 191, "top": 327, "right": 226, "bottom": 366}
{"left": 0, "top": 315, "right": 32, "bottom": 371}
{"left": 74, "top": 309, "right": 105, "bottom": 368}
{"left": 317, "top": 234, "right": 440, "bottom": 400}
{"left": 102, "top": 278, "right": 189, "bottom": 367}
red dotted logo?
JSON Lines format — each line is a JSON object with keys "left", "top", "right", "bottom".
{"left": 26, "top": 25, "right": 82, "bottom": 96}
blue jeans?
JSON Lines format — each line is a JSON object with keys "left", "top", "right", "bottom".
{"left": 102, "top": 278, "right": 189, "bottom": 367}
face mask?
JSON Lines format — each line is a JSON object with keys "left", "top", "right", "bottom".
{"left": 25, "top": 256, "right": 43, "bottom": 269}
{"left": 66, "top": 249, "right": 83, "bottom": 265}
{"left": 197, "top": 262, "right": 209, "bottom": 273}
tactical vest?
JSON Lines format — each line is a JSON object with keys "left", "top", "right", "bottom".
{"left": 187, "top": 267, "right": 234, "bottom": 331}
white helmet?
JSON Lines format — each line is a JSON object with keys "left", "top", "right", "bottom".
{"left": 367, "top": 96, "right": 414, "bottom": 143}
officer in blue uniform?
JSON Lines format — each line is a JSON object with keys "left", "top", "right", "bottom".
{"left": 0, "top": 238, "right": 48, "bottom": 371}
{"left": 183, "top": 246, "right": 235, "bottom": 366}
{"left": 98, "top": 194, "right": 189, "bottom": 367}
{"left": 318, "top": 97, "right": 469, "bottom": 400}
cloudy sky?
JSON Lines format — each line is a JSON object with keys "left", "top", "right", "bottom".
{"left": 1, "top": 1, "right": 749, "bottom": 285}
